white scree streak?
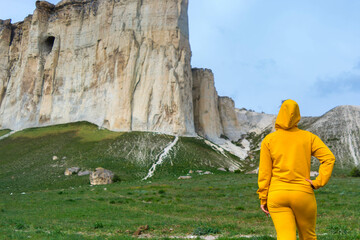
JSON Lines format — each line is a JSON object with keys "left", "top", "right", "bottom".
{"left": 203, "top": 139, "right": 228, "bottom": 158}
{"left": 142, "top": 136, "right": 179, "bottom": 180}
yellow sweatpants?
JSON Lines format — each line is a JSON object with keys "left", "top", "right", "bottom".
{"left": 267, "top": 190, "right": 317, "bottom": 240}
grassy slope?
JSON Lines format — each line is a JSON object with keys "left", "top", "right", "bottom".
{"left": 0, "top": 122, "right": 240, "bottom": 193}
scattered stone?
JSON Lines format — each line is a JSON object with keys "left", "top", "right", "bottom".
{"left": 203, "top": 171, "right": 212, "bottom": 175}
{"left": 90, "top": 168, "right": 114, "bottom": 185}
{"left": 77, "top": 170, "right": 91, "bottom": 176}
{"left": 52, "top": 156, "right": 58, "bottom": 161}
{"left": 62, "top": 156, "right": 67, "bottom": 160}
{"left": 133, "top": 230, "right": 141, "bottom": 236}
{"left": 196, "top": 170, "right": 203, "bottom": 173}
{"left": 246, "top": 168, "right": 259, "bottom": 174}
{"left": 64, "top": 167, "right": 80, "bottom": 176}
{"left": 228, "top": 166, "right": 237, "bottom": 172}
{"left": 310, "top": 171, "right": 319, "bottom": 177}
{"left": 188, "top": 170, "right": 193, "bottom": 174}
{"left": 178, "top": 176, "right": 192, "bottom": 180}
{"left": 217, "top": 167, "right": 227, "bottom": 172}
{"left": 21, "top": 192, "right": 26, "bottom": 195}
{"left": 133, "top": 225, "right": 149, "bottom": 236}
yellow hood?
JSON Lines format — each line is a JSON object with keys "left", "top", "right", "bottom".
{"left": 275, "top": 99, "right": 301, "bottom": 130}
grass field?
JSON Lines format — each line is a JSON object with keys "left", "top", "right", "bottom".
{"left": 0, "top": 174, "right": 359, "bottom": 239}
{"left": 0, "top": 123, "right": 359, "bottom": 239}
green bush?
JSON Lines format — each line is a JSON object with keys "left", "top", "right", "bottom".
{"left": 193, "top": 225, "right": 220, "bottom": 235}
{"left": 93, "top": 222, "right": 104, "bottom": 229}
{"left": 235, "top": 205, "right": 245, "bottom": 211}
{"left": 113, "top": 174, "right": 121, "bottom": 182}
{"left": 350, "top": 167, "right": 360, "bottom": 177}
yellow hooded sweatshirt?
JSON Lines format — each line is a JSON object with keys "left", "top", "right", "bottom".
{"left": 257, "top": 99, "right": 335, "bottom": 205}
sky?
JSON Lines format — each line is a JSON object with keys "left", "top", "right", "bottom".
{"left": 1, "top": 0, "right": 359, "bottom": 116}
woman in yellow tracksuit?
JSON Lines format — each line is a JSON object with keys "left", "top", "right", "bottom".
{"left": 257, "top": 99, "right": 335, "bottom": 240}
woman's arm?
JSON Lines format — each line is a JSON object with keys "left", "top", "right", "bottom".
{"left": 257, "top": 137, "right": 273, "bottom": 205}
{"left": 311, "top": 134, "right": 336, "bottom": 189}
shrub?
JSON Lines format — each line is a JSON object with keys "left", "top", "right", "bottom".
{"left": 193, "top": 225, "right": 220, "bottom": 236}
{"left": 113, "top": 174, "right": 121, "bottom": 182}
{"left": 94, "top": 222, "right": 104, "bottom": 229}
{"left": 235, "top": 206, "right": 245, "bottom": 211}
{"left": 350, "top": 167, "right": 360, "bottom": 177}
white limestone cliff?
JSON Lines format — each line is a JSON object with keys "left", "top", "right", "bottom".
{"left": 0, "top": 0, "right": 195, "bottom": 135}
{"left": 235, "top": 108, "right": 276, "bottom": 135}
{"left": 192, "top": 68, "right": 223, "bottom": 141}
{"left": 218, "top": 96, "right": 242, "bottom": 141}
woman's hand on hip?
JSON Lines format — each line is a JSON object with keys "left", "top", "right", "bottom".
{"left": 260, "top": 204, "right": 270, "bottom": 217}
{"left": 305, "top": 179, "right": 315, "bottom": 189}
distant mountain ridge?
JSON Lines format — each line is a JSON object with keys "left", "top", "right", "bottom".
{"left": 237, "top": 105, "right": 360, "bottom": 168}
{"left": 302, "top": 105, "right": 360, "bottom": 167}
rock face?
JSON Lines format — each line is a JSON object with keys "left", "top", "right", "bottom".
{"left": 218, "top": 96, "right": 242, "bottom": 141}
{"left": 303, "top": 105, "right": 360, "bottom": 167}
{"left": 0, "top": 0, "right": 194, "bottom": 135}
{"left": 235, "top": 108, "right": 275, "bottom": 135}
{"left": 191, "top": 69, "right": 243, "bottom": 142}
{"left": 192, "top": 68, "right": 223, "bottom": 140}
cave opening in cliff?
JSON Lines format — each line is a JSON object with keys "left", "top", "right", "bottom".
{"left": 43, "top": 36, "right": 55, "bottom": 54}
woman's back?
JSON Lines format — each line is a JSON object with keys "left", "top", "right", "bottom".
{"left": 261, "top": 128, "right": 333, "bottom": 194}
{"left": 257, "top": 99, "right": 335, "bottom": 240}
{"left": 257, "top": 100, "right": 335, "bottom": 204}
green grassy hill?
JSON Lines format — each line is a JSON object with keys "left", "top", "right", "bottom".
{"left": 0, "top": 122, "right": 241, "bottom": 193}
